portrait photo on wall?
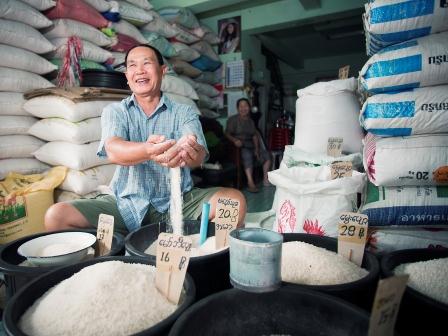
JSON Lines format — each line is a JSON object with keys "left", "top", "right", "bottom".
{"left": 218, "top": 16, "right": 241, "bottom": 54}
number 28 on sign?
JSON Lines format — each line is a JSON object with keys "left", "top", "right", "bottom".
{"left": 337, "top": 212, "right": 369, "bottom": 266}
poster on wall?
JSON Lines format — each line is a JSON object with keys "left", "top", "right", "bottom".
{"left": 218, "top": 16, "right": 241, "bottom": 54}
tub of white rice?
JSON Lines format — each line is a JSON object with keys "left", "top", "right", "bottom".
{"left": 281, "top": 233, "right": 379, "bottom": 310}
{"left": 381, "top": 248, "right": 448, "bottom": 336}
{"left": 125, "top": 220, "right": 230, "bottom": 300}
{"left": 3, "top": 256, "right": 195, "bottom": 336}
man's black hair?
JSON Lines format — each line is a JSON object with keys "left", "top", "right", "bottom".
{"left": 236, "top": 97, "right": 251, "bottom": 108}
{"left": 124, "top": 44, "right": 164, "bottom": 67}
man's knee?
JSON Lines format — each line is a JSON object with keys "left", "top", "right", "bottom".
{"left": 44, "top": 202, "right": 89, "bottom": 232}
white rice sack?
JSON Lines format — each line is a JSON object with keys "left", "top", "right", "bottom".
{"left": 18, "top": 261, "right": 179, "bottom": 336}
{"left": 0, "top": 0, "right": 52, "bottom": 29}
{"left": 202, "top": 30, "right": 220, "bottom": 45}
{"left": 49, "top": 38, "right": 113, "bottom": 63}
{"left": 158, "top": 6, "right": 199, "bottom": 29}
{"left": 0, "top": 19, "right": 55, "bottom": 54}
{"left": 54, "top": 189, "right": 100, "bottom": 203}
{"left": 0, "top": 67, "right": 54, "bottom": 93}
{"left": 170, "top": 42, "right": 200, "bottom": 62}
{"left": 0, "top": 158, "right": 50, "bottom": 180}
{"left": 43, "top": 19, "right": 113, "bottom": 47}
{"left": 364, "top": 0, "right": 448, "bottom": 55}
{"left": 195, "top": 70, "right": 222, "bottom": 85}
{"left": 0, "top": 135, "right": 45, "bottom": 159}
{"left": 140, "top": 31, "right": 178, "bottom": 58}
{"left": 111, "top": 20, "right": 147, "bottom": 44}
{"left": 29, "top": 117, "right": 102, "bottom": 144}
{"left": 294, "top": 77, "right": 364, "bottom": 154}
{"left": 20, "top": 0, "right": 55, "bottom": 11}
{"left": 364, "top": 133, "right": 448, "bottom": 187}
{"left": 190, "top": 41, "right": 220, "bottom": 61}
{"left": 110, "top": 52, "right": 125, "bottom": 67}
{"left": 281, "top": 146, "right": 363, "bottom": 172}
{"left": 24, "top": 97, "right": 115, "bottom": 123}
{"left": 178, "top": 75, "right": 198, "bottom": 89}
{"left": 361, "top": 85, "right": 448, "bottom": 136}
{"left": 360, "top": 32, "right": 448, "bottom": 93}
{"left": 0, "top": 116, "right": 38, "bottom": 135}
{"left": 162, "top": 75, "right": 198, "bottom": 100}
{"left": 368, "top": 228, "right": 448, "bottom": 253}
{"left": 170, "top": 59, "right": 202, "bottom": 78}
{"left": 164, "top": 93, "right": 200, "bottom": 115}
{"left": 361, "top": 182, "right": 448, "bottom": 227}
{"left": 116, "top": 0, "right": 153, "bottom": 26}
{"left": 197, "top": 94, "right": 219, "bottom": 109}
{"left": 171, "top": 24, "right": 200, "bottom": 44}
{"left": 126, "top": 0, "right": 153, "bottom": 10}
{"left": 0, "top": 44, "right": 57, "bottom": 75}
{"left": 141, "top": 11, "right": 178, "bottom": 38}
{"left": 195, "top": 82, "right": 220, "bottom": 98}
{"left": 269, "top": 165, "right": 366, "bottom": 237}
{"left": 282, "top": 241, "right": 368, "bottom": 285}
{"left": 83, "top": 0, "right": 111, "bottom": 12}
{"left": 60, "top": 164, "right": 116, "bottom": 195}
{"left": 33, "top": 141, "right": 108, "bottom": 170}
{"left": 0, "top": 92, "right": 29, "bottom": 116}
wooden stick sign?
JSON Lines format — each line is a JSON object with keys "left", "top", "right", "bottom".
{"left": 327, "top": 137, "right": 343, "bottom": 157}
{"left": 337, "top": 212, "right": 368, "bottom": 266}
{"left": 95, "top": 214, "right": 114, "bottom": 257}
{"left": 155, "top": 233, "right": 192, "bottom": 304}
{"left": 331, "top": 161, "right": 353, "bottom": 179}
{"left": 215, "top": 198, "right": 240, "bottom": 249}
{"left": 338, "top": 65, "right": 350, "bottom": 79}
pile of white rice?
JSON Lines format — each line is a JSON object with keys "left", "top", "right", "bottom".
{"left": 394, "top": 257, "right": 448, "bottom": 305}
{"left": 19, "top": 261, "right": 178, "bottom": 336}
{"left": 281, "top": 241, "right": 368, "bottom": 285}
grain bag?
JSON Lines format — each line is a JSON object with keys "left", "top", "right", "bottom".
{"left": 164, "top": 93, "right": 200, "bottom": 115}
{"left": 0, "top": 19, "right": 55, "bottom": 54}
{"left": 190, "top": 41, "right": 220, "bottom": 61}
{"left": 21, "top": 0, "right": 55, "bottom": 11}
{"left": 50, "top": 58, "right": 106, "bottom": 71}
{"left": 60, "top": 164, "right": 116, "bottom": 195}
{"left": 115, "top": 1, "right": 153, "bottom": 26}
{"left": 190, "top": 55, "right": 222, "bottom": 72}
{"left": 269, "top": 165, "right": 366, "bottom": 237}
{"left": 360, "top": 85, "right": 448, "bottom": 136}
{"left": 0, "top": 116, "right": 38, "bottom": 135}
{"left": 195, "top": 70, "right": 221, "bottom": 85}
{"left": 33, "top": 141, "right": 108, "bottom": 171}
{"left": 195, "top": 82, "right": 220, "bottom": 97}
{"left": 0, "top": 67, "right": 54, "bottom": 93}
{"left": 0, "top": 0, "right": 52, "bottom": 29}
{"left": 361, "top": 182, "right": 448, "bottom": 227}
{"left": 29, "top": 117, "right": 101, "bottom": 144}
{"left": 197, "top": 94, "right": 219, "bottom": 109}
{"left": 0, "top": 44, "right": 57, "bottom": 75}
{"left": 50, "top": 38, "right": 113, "bottom": 63}
{"left": 170, "top": 42, "right": 201, "bottom": 62}
{"left": 141, "top": 11, "right": 178, "bottom": 38}
{"left": 170, "top": 59, "right": 202, "bottom": 78}
{"left": 0, "top": 135, "right": 44, "bottom": 159}
{"left": 171, "top": 24, "right": 200, "bottom": 44}
{"left": 83, "top": 0, "right": 110, "bottom": 13}
{"left": 294, "top": 78, "right": 364, "bottom": 154}
{"left": 0, "top": 167, "right": 66, "bottom": 244}
{"left": 43, "top": 19, "right": 113, "bottom": 47}
{"left": 360, "top": 32, "right": 448, "bottom": 93}
{"left": 158, "top": 6, "right": 199, "bottom": 29}
{"left": 126, "top": 0, "right": 153, "bottom": 10}
{"left": 0, "top": 159, "right": 50, "bottom": 180}
{"left": 0, "top": 93, "right": 29, "bottom": 116}
{"left": 364, "top": 0, "right": 448, "bottom": 55}
{"left": 111, "top": 20, "right": 147, "bottom": 44}
{"left": 364, "top": 133, "right": 448, "bottom": 186}
{"left": 140, "top": 31, "right": 178, "bottom": 58}
{"left": 161, "top": 75, "right": 198, "bottom": 100}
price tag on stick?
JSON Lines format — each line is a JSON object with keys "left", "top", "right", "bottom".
{"left": 215, "top": 198, "right": 240, "bottom": 249}
{"left": 368, "top": 275, "right": 409, "bottom": 336}
{"left": 331, "top": 161, "right": 353, "bottom": 179}
{"left": 337, "top": 212, "right": 368, "bottom": 266}
{"left": 327, "top": 137, "right": 343, "bottom": 157}
{"left": 95, "top": 214, "right": 114, "bottom": 257}
{"left": 338, "top": 65, "right": 350, "bottom": 79}
{"left": 155, "top": 233, "right": 192, "bottom": 304}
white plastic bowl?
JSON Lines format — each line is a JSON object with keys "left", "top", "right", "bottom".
{"left": 17, "top": 232, "right": 97, "bottom": 267}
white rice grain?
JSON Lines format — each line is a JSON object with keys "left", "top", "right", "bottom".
{"left": 170, "top": 167, "right": 183, "bottom": 235}
{"left": 281, "top": 241, "right": 368, "bottom": 285}
{"left": 394, "top": 257, "right": 448, "bottom": 305}
{"left": 19, "top": 261, "right": 178, "bottom": 336}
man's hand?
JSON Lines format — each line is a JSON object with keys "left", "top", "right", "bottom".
{"left": 146, "top": 135, "right": 183, "bottom": 168}
{"left": 234, "top": 139, "right": 243, "bottom": 147}
{"left": 178, "top": 134, "right": 206, "bottom": 168}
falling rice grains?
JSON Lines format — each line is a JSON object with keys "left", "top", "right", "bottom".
{"left": 170, "top": 167, "right": 183, "bottom": 235}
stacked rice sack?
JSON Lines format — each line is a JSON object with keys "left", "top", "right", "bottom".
{"left": 268, "top": 78, "right": 367, "bottom": 238}
{"left": 359, "top": 1, "right": 448, "bottom": 253}
{"left": 0, "top": 0, "right": 57, "bottom": 179}
{"left": 24, "top": 93, "right": 117, "bottom": 202}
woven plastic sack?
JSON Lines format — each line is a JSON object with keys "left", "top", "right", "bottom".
{"left": 0, "top": 135, "right": 44, "bottom": 159}
{"left": 50, "top": 38, "right": 113, "bottom": 63}
{"left": 0, "top": 0, "right": 52, "bottom": 29}
{"left": 115, "top": 0, "right": 153, "bottom": 26}
{"left": 0, "top": 159, "right": 50, "bottom": 180}
{"left": 141, "top": 11, "right": 178, "bottom": 38}
{"left": 162, "top": 75, "right": 198, "bottom": 100}
{"left": 45, "top": 0, "right": 109, "bottom": 28}
{"left": 140, "top": 31, "right": 177, "bottom": 58}
{"left": 0, "top": 116, "right": 38, "bottom": 136}
{"left": 0, "top": 92, "right": 28, "bottom": 116}
{"left": 60, "top": 164, "right": 116, "bottom": 195}
{"left": 0, "top": 44, "right": 57, "bottom": 75}
{"left": 158, "top": 6, "right": 199, "bottom": 29}
{"left": 0, "top": 67, "right": 54, "bottom": 93}
{"left": 21, "top": 0, "right": 55, "bottom": 11}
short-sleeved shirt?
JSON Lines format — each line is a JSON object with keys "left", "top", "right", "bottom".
{"left": 97, "top": 93, "right": 208, "bottom": 232}
{"left": 225, "top": 115, "right": 256, "bottom": 148}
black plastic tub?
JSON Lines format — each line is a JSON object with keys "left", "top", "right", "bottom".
{"left": 126, "top": 220, "right": 230, "bottom": 300}
{"left": 169, "top": 286, "right": 370, "bottom": 336}
{"left": 381, "top": 248, "right": 448, "bottom": 335}
{"left": 3, "top": 256, "right": 195, "bottom": 336}
{"left": 0, "top": 228, "right": 125, "bottom": 301}
{"left": 81, "top": 69, "right": 128, "bottom": 90}
{"left": 282, "top": 233, "right": 380, "bottom": 311}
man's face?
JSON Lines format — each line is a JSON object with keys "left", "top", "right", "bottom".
{"left": 125, "top": 47, "right": 166, "bottom": 97}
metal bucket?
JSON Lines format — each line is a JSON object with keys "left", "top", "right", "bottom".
{"left": 229, "top": 228, "right": 283, "bottom": 292}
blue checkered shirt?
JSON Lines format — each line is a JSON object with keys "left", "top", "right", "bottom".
{"left": 97, "top": 93, "right": 208, "bottom": 232}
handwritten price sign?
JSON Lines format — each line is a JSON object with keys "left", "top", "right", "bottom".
{"left": 338, "top": 65, "right": 350, "bottom": 79}
{"left": 95, "top": 214, "right": 114, "bottom": 257}
{"left": 215, "top": 198, "right": 240, "bottom": 249}
{"left": 327, "top": 137, "right": 343, "bottom": 157}
{"left": 337, "top": 212, "right": 368, "bottom": 266}
{"left": 331, "top": 161, "right": 353, "bottom": 179}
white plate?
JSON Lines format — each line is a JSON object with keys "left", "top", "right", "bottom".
{"left": 18, "top": 232, "right": 97, "bottom": 267}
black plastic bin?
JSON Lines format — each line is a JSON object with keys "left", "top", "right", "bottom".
{"left": 3, "top": 256, "right": 195, "bottom": 336}
{"left": 282, "top": 233, "right": 380, "bottom": 311}
{"left": 0, "top": 228, "right": 125, "bottom": 301}
{"left": 169, "top": 286, "right": 370, "bottom": 336}
{"left": 81, "top": 69, "right": 128, "bottom": 90}
{"left": 126, "top": 220, "right": 230, "bottom": 300}
{"left": 381, "top": 248, "right": 448, "bottom": 335}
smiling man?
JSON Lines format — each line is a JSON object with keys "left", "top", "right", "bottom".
{"left": 44, "top": 44, "right": 246, "bottom": 234}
